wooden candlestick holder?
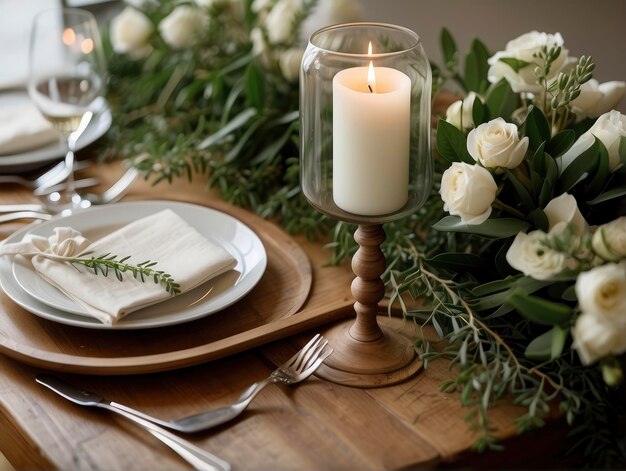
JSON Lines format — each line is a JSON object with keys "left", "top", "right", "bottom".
{"left": 315, "top": 224, "right": 423, "bottom": 387}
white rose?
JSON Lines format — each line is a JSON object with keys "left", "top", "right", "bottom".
{"left": 576, "top": 262, "right": 626, "bottom": 325}
{"left": 466, "top": 118, "right": 529, "bottom": 169}
{"left": 592, "top": 217, "right": 626, "bottom": 262}
{"left": 439, "top": 162, "right": 497, "bottom": 224}
{"left": 506, "top": 229, "right": 574, "bottom": 280}
{"left": 445, "top": 92, "right": 478, "bottom": 133}
{"left": 572, "top": 313, "right": 626, "bottom": 365}
{"left": 266, "top": 0, "right": 303, "bottom": 45}
{"left": 158, "top": 6, "right": 207, "bottom": 49}
{"left": 279, "top": 48, "right": 303, "bottom": 82}
{"left": 572, "top": 79, "right": 626, "bottom": 120}
{"left": 110, "top": 7, "right": 154, "bottom": 58}
{"left": 542, "top": 193, "right": 587, "bottom": 235}
{"left": 557, "top": 110, "right": 626, "bottom": 173}
{"left": 488, "top": 31, "right": 569, "bottom": 93}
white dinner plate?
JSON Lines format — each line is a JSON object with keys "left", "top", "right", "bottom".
{"left": 0, "top": 201, "right": 267, "bottom": 329}
{"left": 0, "top": 91, "right": 112, "bottom": 172}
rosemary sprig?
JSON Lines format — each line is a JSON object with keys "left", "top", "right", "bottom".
{"left": 70, "top": 253, "right": 181, "bottom": 295}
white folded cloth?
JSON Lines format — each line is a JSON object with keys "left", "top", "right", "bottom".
{"left": 0, "top": 101, "right": 59, "bottom": 155}
{"left": 0, "top": 209, "right": 237, "bottom": 324}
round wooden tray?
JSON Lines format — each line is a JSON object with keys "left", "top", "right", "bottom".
{"left": 0, "top": 198, "right": 315, "bottom": 374}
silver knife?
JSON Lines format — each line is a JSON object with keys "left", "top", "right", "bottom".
{"left": 36, "top": 374, "right": 231, "bottom": 471}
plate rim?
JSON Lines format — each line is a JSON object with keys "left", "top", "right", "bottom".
{"left": 0, "top": 200, "right": 267, "bottom": 330}
{"left": 0, "top": 91, "right": 112, "bottom": 169}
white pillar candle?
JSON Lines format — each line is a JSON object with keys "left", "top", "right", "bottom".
{"left": 333, "top": 65, "right": 411, "bottom": 215}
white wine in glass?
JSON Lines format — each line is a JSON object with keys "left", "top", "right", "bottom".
{"left": 28, "top": 8, "right": 106, "bottom": 209}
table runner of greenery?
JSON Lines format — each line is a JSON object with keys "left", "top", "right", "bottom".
{"left": 100, "top": 1, "right": 625, "bottom": 465}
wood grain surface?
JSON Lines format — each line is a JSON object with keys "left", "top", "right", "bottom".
{"left": 0, "top": 160, "right": 571, "bottom": 470}
{"left": 0, "top": 194, "right": 349, "bottom": 374}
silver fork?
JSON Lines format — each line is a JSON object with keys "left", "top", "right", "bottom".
{"left": 87, "top": 334, "right": 332, "bottom": 434}
{"left": 0, "top": 160, "right": 96, "bottom": 190}
{"left": 36, "top": 375, "right": 230, "bottom": 471}
{"left": 0, "top": 167, "right": 140, "bottom": 220}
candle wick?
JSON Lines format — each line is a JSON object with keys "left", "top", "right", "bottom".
{"left": 368, "top": 85, "right": 373, "bottom": 93}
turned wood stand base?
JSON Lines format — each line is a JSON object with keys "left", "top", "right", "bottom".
{"left": 315, "top": 224, "right": 423, "bottom": 387}
{"left": 315, "top": 315, "right": 423, "bottom": 387}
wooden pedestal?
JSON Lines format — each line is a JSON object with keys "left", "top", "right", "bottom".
{"left": 315, "top": 224, "right": 423, "bottom": 387}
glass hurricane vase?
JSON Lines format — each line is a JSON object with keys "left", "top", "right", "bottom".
{"left": 300, "top": 23, "right": 432, "bottom": 387}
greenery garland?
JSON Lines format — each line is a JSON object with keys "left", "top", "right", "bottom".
{"left": 101, "top": 1, "right": 625, "bottom": 465}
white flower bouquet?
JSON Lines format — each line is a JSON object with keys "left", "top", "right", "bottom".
{"left": 413, "top": 28, "right": 626, "bottom": 461}
{"left": 433, "top": 28, "right": 626, "bottom": 373}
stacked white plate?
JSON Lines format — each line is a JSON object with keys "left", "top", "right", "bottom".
{"left": 0, "top": 91, "right": 112, "bottom": 172}
{"left": 0, "top": 201, "right": 267, "bottom": 330}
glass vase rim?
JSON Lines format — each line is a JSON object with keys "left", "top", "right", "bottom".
{"left": 32, "top": 6, "right": 98, "bottom": 25}
{"left": 308, "top": 22, "right": 422, "bottom": 58}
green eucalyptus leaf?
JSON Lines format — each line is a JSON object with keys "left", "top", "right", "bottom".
{"left": 197, "top": 108, "right": 257, "bottom": 149}
{"left": 584, "top": 139, "right": 610, "bottom": 198}
{"left": 472, "top": 96, "right": 486, "bottom": 126}
{"left": 505, "top": 288, "right": 572, "bottom": 325}
{"left": 557, "top": 138, "right": 599, "bottom": 193}
{"left": 561, "top": 285, "right": 577, "bottom": 302}
{"left": 525, "top": 326, "right": 568, "bottom": 361}
{"left": 485, "top": 79, "right": 519, "bottom": 120}
{"left": 499, "top": 57, "right": 532, "bottom": 73}
{"left": 440, "top": 28, "right": 458, "bottom": 71}
{"left": 504, "top": 169, "right": 534, "bottom": 211}
{"left": 572, "top": 117, "right": 596, "bottom": 137}
{"left": 551, "top": 325, "right": 568, "bottom": 359}
{"left": 249, "top": 122, "right": 295, "bottom": 165}
{"left": 471, "top": 38, "right": 491, "bottom": 94}
{"left": 530, "top": 143, "right": 546, "bottom": 199}
{"left": 619, "top": 135, "right": 626, "bottom": 167}
{"left": 529, "top": 208, "right": 549, "bottom": 232}
{"left": 525, "top": 331, "right": 552, "bottom": 360}
{"left": 546, "top": 129, "right": 575, "bottom": 157}
{"left": 224, "top": 118, "right": 263, "bottom": 163}
{"left": 472, "top": 275, "right": 522, "bottom": 297}
{"left": 432, "top": 216, "right": 530, "bottom": 238}
{"left": 538, "top": 153, "right": 557, "bottom": 207}
{"left": 436, "top": 119, "right": 474, "bottom": 163}
{"left": 425, "top": 252, "right": 489, "bottom": 272}
{"left": 244, "top": 62, "right": 266, "bottom": 110}
{"left": 587, "top": 186, "right": 626, "bottom": 205}
{"left": 221, "top": 80, "right": 244, "bottom": 125}
{"left": 472, "top": 277, "right": 551, "bottom": 311}
{"left": 464, "top": 50, "right": 480, "bottom": 93}
{"left": 495, "top": 238, "right": 517, "bottom": 276}
{"left": 524, "top": 106, "right": 551, "bottom": 151}
{"left": 531, "top": 142, "right": 546, "bottom": 174}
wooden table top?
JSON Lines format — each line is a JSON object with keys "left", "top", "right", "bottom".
{"left": 0, "top": 160, "right": 569, "bottom": 470}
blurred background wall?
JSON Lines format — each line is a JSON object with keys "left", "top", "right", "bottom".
{"left": 357, "top": 0, "right": 626, "bottom": 111}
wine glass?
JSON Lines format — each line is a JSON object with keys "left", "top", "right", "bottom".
{"left": 28, "top": 8, "right": 106, "bottom": 210}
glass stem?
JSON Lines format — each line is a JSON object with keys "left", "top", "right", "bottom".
{"left": 64, "top": 146, "right": 77, "bottom": 206}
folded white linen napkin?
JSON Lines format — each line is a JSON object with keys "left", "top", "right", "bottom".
{"left": 0, "top": 101, "right": 59, "bottom": 155}
{"left": 0, "top": 209, "right": 237, "bottom": 324}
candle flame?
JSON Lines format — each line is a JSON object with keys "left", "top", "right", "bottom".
{"left": 367, "top": 41, "right": 376, "bottom": 93}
